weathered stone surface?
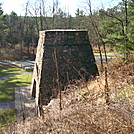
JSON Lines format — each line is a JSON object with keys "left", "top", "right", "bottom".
{"left": 31, "top": 29, "right": 99, "bottom": 113}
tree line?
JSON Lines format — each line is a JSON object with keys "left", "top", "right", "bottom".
{"left": 0, "top": 0, "right": 133, "bottom": 61}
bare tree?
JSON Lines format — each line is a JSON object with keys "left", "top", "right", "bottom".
{"left": 20, "top": 1, "right": 29, "bottom": 58}
{"left": 123, "top": 0, "right": 128, "bottom": 59}
{"left": 86, "top": 0, "right": 108, "bottom": 71}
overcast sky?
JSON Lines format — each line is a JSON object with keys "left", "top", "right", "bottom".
{"left": 0, "top": 0, "right": 121, "bottom": 16}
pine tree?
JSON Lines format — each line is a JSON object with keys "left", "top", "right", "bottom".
{"left": 0, "top": 3, "right": 7, "bottom": 47}
{"left": 100, "top": 0, "right": 134, "bottom": 59}
{"left": 127, "top": 0, "right": 134, "bottom": 51}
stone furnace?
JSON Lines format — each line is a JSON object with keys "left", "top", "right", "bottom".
{"left": 31, "top": 29, "right": 99, "bottom": 115}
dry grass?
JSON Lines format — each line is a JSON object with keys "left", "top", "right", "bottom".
{"left": 1, "top": 58, "right": 134, "bottom": 134}
{"left": 93, "top": 46, "right": 113, "bottom": 53}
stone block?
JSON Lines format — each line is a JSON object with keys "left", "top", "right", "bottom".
{"left": 31, "top": 29, "right": 99, "bottom": 114}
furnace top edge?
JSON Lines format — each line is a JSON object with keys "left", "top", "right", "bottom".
{"left": 40, "top": 29, "right": 88, "bottom": 33}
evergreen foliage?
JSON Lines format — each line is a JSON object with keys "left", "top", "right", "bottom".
{"left": 0, "top": 1, "right": 133, "bottom": 61}
{"left": 100, "top": 0, "right": 134, "bottom": 57}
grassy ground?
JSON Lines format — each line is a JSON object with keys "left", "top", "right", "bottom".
{"left": 0, "top": 64, "right": 32, "bottom": 128}
{"left": 0, "top": 64, "right": 27, "bottom": 78}
{"left": 0, "top": 73, "right": 32, "bottom": 128}
{"left": 0, "top": 73, "right": 32, "bottom": 103}
{"left": 0, "top": 109, "right": 16, "bottom": 128}
{"left": 3, "top": 57, "right": 133, "bottom": 134}
{"left": 0, "top": 64, "right": 32, "bottom": 103}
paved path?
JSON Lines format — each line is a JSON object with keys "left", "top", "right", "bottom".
{"left": 0, "top": 87, "right": 35, "bottom": 121}
{"left": 0, "top": 102, "right": 15, "bottom": 110}
{"left": 0, "top": 72, "right": 33, "bottom": 111}
{"left": 0, "top": 72, "right": 32, "bottom": 82}
{"left": 95, "top": 54, "right": 123, "bottom": 62}
{"left": 0, "top": 55, "right": 123, "bottom": 65}
{"left": 0, "top": 61, "right": 34, "bottom": 65}
{"left": 0, "top": 70, "right": 35, "bottom": 122}
{"left": 15, "top": 86, "right": 35, "bottom": 122}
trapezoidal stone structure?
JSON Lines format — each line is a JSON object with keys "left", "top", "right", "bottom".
{"left": 31, "top": 29, "right": 99, "bottom": 115}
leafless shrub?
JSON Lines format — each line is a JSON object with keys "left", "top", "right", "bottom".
{"left": 0, "top": 44, "right": 36, "bottom": 61}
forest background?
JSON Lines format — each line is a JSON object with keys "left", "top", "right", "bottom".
{"left": 0, "top": 0, "right": 133, "bottom": 61}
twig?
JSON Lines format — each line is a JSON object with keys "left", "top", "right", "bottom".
{"left": 104, "top": 67, "right": 110, "bottom": 105}
{"left": 63, "top": 56, "right": 85, "bottom": 81}
{"left": 54, "top": 48, "right": 62, "bottom": 111}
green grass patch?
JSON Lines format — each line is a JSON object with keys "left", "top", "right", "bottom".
{"left": 0, "top": 64, "right": 27, "bottom": 78}
{"left": 0, "top": 109, "right": 16, "bottom": 128}
{"left": 0, "top": 74, "right": 32, "bottom": 102}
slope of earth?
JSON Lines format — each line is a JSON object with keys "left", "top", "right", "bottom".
{"left": 2, "top": 57, "right": 134, "bottom": 134}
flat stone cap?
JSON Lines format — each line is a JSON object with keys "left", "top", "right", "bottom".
{"left": 39, "top": 29, "right": 89, "bottom": 46}
{"left": 41, "top": 29, "right": 88, "bottom": 32}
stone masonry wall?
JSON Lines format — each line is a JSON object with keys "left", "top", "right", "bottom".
{"left": 31, "top": 29, "right": 99, "bottom": 109}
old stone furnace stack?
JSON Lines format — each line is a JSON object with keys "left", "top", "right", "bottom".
{"left": 31, "top": 29, "right": 99, "bottom": 115}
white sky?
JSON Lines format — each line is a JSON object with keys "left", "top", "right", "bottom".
{"left": 0, "top": 0, "right": 121, "bottom": 16}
